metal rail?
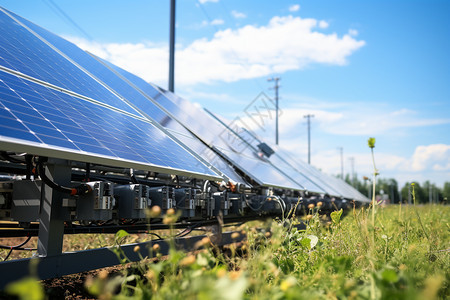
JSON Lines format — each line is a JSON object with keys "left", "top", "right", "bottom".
{"left": 0, "top": 230, "right": 245, "bottom": 290}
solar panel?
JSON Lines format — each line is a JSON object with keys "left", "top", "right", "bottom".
{"left": 203, "top": 114, "right": 331, "bottom": 195}
{"left": 83, "top": 55, "right": 306, "bottom": 191}
{"left": 234, "top": 126, "right": 369, "bottom": 202}
{"left": 0, "top": 8, "right": 138, "bottom": 116}
{"left": 201, "top": 107, "right": 369, "bottom": 201}
{"left": 0, "top": 8, "right": 253, "bottom": 184}
{"left": 96, "top": 64, "right": 306, "bottom": 190}
{"left": 277, "top": 150, "right": 369, "bottom": 202}
{"left": 0, "top": 8, "right": 222, "bottom": 180}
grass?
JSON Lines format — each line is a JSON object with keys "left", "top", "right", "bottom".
{"left": 5, "top": 204, "right": 450, "bottom": 299}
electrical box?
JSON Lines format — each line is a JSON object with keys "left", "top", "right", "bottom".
{"left": 229, "top": 193, "right": 245, "bottom": 215}
{"left": 115, "top": 184, "right": 150, "bottom": 219}
{"left": 11, "top": 180, "right": 41, "bottom": 222}
{"left": 174, "top": 188, "right": 196, "bottom": 218}
{"left": 76, "top": 181, "right": 114, "bottom": 221}
{"left": 0, "top": 181, "right": 12, "bottom": 220}
{"left": 213, "top": 191, "right": 230, "bottom": 216}
{"left": 148, "top": 186, "right": 174, "bottom": 211}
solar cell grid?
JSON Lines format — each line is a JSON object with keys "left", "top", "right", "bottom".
{"left": 0, "top": 8, "right": 139, "bottom": 116}
{"left": 87, "top": 60, "right": 306, "bottom": 190}
{"left": 0, "top": 70, "right": 220, "bottom": 179}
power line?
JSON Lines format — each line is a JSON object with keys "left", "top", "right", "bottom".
{"left": 42, "top": 0, "right": 93, "bottom": 41}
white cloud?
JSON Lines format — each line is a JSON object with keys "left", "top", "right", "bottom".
{"left": 288, "top": 103, "right": 450, "bottom": 136}
{"left": 210, "top": 19, "right": 225, "bottom": 26}
{"left": 411, "top": 144, "right": 450, "bottom": 171}
{"left": 289, "top": 4, "right": 300, "bottom": 12}
{"left": 199, "top": 0, "right": 219, "bottom": 4}
{"left": 69, "top": 15, "right": 364, "bottom": 87}
{"left": 348, "top": 29, "right": 358, "bottom": 36}
{"left": 231, "top": 10, "right": 247, "bottom": 19}
{"left": 318, "top": 20, "right": 329, "bottom": 29}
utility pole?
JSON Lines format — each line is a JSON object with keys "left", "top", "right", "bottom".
{"left": 338, "top": 147, "right": 343, "bottom": 179}
{"left": 304, "top": 114, "right": 314, "bottom": 164}
{"left": 349, "top": 156, "right": 355, "bottom": 185}
{"left": 168, "top": 0, "right": 176, "bottom": 92}
{"left": 267, "top": 77, "right": 280, "bottom": 145}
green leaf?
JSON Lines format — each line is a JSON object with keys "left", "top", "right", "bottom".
{"left": 368, "top": 137, "right": 376, "bottom": 149}
{"left": 115, "top": 229, "right": 129, "bottom": 244}
{"left": 300, "top": 237, "right": 311, "bottom": 249}
{"left": 6, "top": 277, "right": 44, "bottom": 300}
{"left": 306, "top": 235, "right": 318, "bottom": 249}
{"left": 381, "top": 269, "right": 399, "bottom": 283}
{"left": 330, "top": 209, "right": 343, "bottom": 224}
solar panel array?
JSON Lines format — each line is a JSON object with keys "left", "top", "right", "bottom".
{"left": 0, "top": 7, "right": 220, "bottom": 180}
{"left": 0, "top": 6, "right": 369, "bottom": 202}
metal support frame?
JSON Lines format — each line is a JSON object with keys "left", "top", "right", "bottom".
{"left": 37, "top": 159, "right": 71, "bottom": 257}
{"left": 0, "top": 230, "right": 245, "bottom": 289}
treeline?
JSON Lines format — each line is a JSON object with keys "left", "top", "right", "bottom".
{"left": 340, "top": 174, "right": 449, "bottom": 204}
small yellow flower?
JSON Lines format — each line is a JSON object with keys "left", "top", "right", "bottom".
{"left": 217, "top": 269, "right": 227, "bottom": 278}
{"left": 306, "top": 214, "right": 313, "bottom": 221}
{"left": 317, "top": 201, "right": 323, "bottom": 207}
{"left": 280, "top": 277, "right": 296, "bottom": 291}
{"left": 195, "top": 237, "right": 211, "bottom": 249}
{"left": 152, "top": 244, "right": 160, "bottom": 252}
{"left": 145, "top": 269, "right": 156, "bottom": 281}
{"left": 179, "top": 255, "right": 196, "bottom": 267}
{"left": 229, "top": 270, "right": 241, "bottom": 280}
{"left": 231, "top": 232, "right": 240, "bottom": 239}
{"left": 167, "top": 208, "right": 175, "bottom": 215}
{"left": 308, "top": 203, "right": 315, "bottom": 209}
{"left": 368, "top": 137, "right": 376, "bottom": 149}
{"left": 133, "top": 245, "right": 140, "bottom": 253}
{"left": 98, "top": 270, "right": 109, "bottom": 280}
{"left": 147, "top": 206, "right": 161, "bottom": 218}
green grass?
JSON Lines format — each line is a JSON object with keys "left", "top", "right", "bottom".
{"left": 7, "top": 205, "right": 450, "bottom": 299}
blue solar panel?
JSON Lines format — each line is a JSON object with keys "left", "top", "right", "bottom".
{"left": 235, "top": 127, "right": 369, "bottom": 201}
{"left": 83, "top": 59, "right": 305, "bottom": 190}
{"left": 0, "top": 7, "right": 139, "bottom": 116}
{"left": 0, "top": 69, "right": 220, "bottom": 179}
{"left": 0, "top": 7, "right": 247, "bottom": 184}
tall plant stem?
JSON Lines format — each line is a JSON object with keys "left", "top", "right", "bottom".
{"left": 371, "top": 148, "right": 377, "bottom": 227}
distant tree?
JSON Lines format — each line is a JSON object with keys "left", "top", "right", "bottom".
{"left": 443, "top": 182, "right": 450, "bottom": 203}
{"left": 340, "top": 175, "right": 447, "bottom": 205}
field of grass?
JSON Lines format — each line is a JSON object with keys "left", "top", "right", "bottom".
{"left": 5, "top": 204, "right": 450, "bottom": 299}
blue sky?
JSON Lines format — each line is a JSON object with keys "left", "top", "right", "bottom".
{"left": 1, "top": 0, "right": 449, "bottom": 188}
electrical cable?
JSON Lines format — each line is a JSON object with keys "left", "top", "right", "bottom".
{"left": 36, "top": 160, "right": 92, "bottom": 196}
{"left": 245, "top": 195, "right": 268, "bottom": 211}
{"left": 85, "top": 162, "right": 90, "bottom": 182}
{"left": 0, "top": 151, "right": 25, "bottom": 163}
{"left": 130, "top": 168, "right": 139, "bottom": 184}
{"left": 1, "top": 235, "right": 35, "bottom": 261}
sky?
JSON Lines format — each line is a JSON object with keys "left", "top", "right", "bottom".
{"left": 1, "top": 0, "right": 449, "bottom": 189}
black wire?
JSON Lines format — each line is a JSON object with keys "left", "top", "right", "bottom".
{"left": 25, "top": 155, "right": 33, "bottom": 180}
{"left": 85, "top": 163, "right": 90, "bottom": 181}
{"left": 37, "top": 160, "right": 91, "bottom": 195}
{"left": 37, "top": 162, "right": 72, "bottom": 194}
{"left": 0, "top": 151, "right": 24, "bottom": 163}
{"left": 1, "top": 236, "right": 34, "bottom": 261}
